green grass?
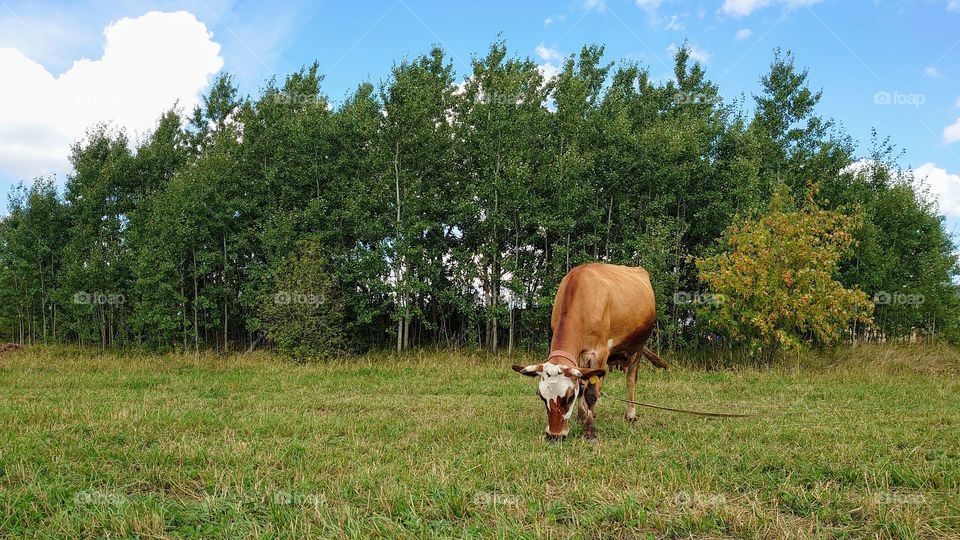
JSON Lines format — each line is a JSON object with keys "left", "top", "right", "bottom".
{"left": 1, "top": 345, "right": 958, "bottom": 539}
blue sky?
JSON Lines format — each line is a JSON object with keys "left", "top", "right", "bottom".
{"left": 1, "top": 0, "right": 959, "bottom": 235}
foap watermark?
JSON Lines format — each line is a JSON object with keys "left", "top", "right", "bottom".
{"left": 267, "top": 91, "right": 326, "bottom": 107}
{"left": 871, "top": 492, "right": 926, "bottom": 505}
{"left": 478, "top": 92, "right": 523, "bottom": 106}
{"left": 673, "top": 291, "right": 725, "bottom": 306}
{"left": 873, "top": 91, "right": 925, "bottom": 108}
{"left": 73, "top": 291, "right": 126, "bottom": 306}
{"left": 273, "top": 291, "right": 324, "bottom": 307}
{"left": 873, "top": 291, "right": 925, "bottom": 306}
{"left": 72, "top": 490, "right": 127, "bottom": 507}
{"left": 272, "top": 490, "right": 326, "bottom": 507}
{"left": 672, "top": 91, "right": 723, "bottom": 107}
{"left": 670, "top": 491, "right": 727, "bottom": 509}
{"left": 473, "top": 491, "right": 520, "bottom": 509}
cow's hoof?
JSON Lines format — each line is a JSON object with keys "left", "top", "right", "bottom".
{"left": 625, "top": 413, "right": 637, "bottom": 422}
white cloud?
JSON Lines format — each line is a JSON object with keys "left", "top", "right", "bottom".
{"left": 944, "top": 117, "right": 960, "bottom": 144}
{"left": 721, "top": 0, "right": 822, "bottom": 17}
{"left": 582, "top": 0, "right": 607, "bottom": 12}
{"left": 535, "top": 44, "right": 563, "bottom": 83}
{"left": 949, "top": 0, "right": 960, "bottom": 13}
{"left": 842, "top": 159, "right": 876, "bottom": 178}
{"left": 0, "top": 11, "right": 223, "bottom": 181}
{"left": 688, "top": 47, "right": 712, "bottom": 63}
{"left": 848, "top": 161, "right": 960, "bottom": 218}
{"left": 537, "top": 63, "right": 560, "bottom": 82}
{"left": 915, "top": 163, "right": 960, "bottom": 217}
{"left": 664, "top": 14, "right": 685, "bottom": 31}
{"left": 535, "top": 43, "right": 563, "bottom": 62}
{"left": 923, "top": 66, "right": 943, "bottom": 79}
{"left": 544, "top": 15, "right": 566, "bottom": 26}
{"left": 667, "top": 43, "right": 712, "bottom": 64}
{"left": 632, "top": 0, "right": 680, "bottom": 30}
{"left": 721, "top": 0, "right": 772, "bottom": 17}
{"left": 736, "top": 28, "right": 753, "bottom": 40}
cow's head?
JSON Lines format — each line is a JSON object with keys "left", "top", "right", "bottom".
{"left": 512, "top": 362, "right": 606, "bottom": 441}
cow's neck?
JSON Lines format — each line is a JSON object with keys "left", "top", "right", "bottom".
{"left": 549, "top": 316, "right": 583, "bottom": 367}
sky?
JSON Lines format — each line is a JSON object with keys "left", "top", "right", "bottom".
{"left": 1, "top": 0, "right": 959, "bottom": 235}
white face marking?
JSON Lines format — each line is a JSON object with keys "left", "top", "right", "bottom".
{"left": 607, "top": 339, "right": 614, "bottom": 347}
{"left": 538, "top": 364, "right": 578, "bottom": 419}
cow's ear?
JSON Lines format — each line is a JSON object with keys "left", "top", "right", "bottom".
{"left": 512, "top": 364, "right": 542, "bottom": 377}
{"left": 576, "top": 367, "right": 606, "bottom": 382}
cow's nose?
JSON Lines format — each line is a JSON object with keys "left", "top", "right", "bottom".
{"left": 545, "top": 433, "right": 566, "bottom": 443}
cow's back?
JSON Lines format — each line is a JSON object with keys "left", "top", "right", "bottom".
{"left": 550, "top": 263, "right": 656, "bottom": 363}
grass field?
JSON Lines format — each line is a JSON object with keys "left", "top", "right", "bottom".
{"left": 1, "top": 346, "right": 958, "bottom": 539}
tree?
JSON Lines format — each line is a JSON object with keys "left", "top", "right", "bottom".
{"left": 696, "top": 185, "right": 874, "bottom": 361}
{"left": 457, "top": 40, "right": 551, "bottom": 352}
{"left": 830, "top": 137, "right": 960, "bottom": 341}
{"left": 0, "top": 178, "right": 69, "bottom": 344}
{"left": 60, "top": 125, "right": 135, "bottom": 347}
{"left": 258, "top": 239, "right": 345, "bottom": 360}
{"left": 1, "top": 42, "right": 957, "bottom": 354}
{"left": 750, "top": 49, "right": 853, "bottom": 203}
{"left": 378, "top": 47, "right": 459, "bottom": 351}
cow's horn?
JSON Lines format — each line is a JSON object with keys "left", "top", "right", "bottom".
{"left": 512, "top": 364, "right": 541, "bottom": 375}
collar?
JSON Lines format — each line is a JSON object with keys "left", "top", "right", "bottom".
{"left": 548, "top": 349, "right": 579, "bottom": 367}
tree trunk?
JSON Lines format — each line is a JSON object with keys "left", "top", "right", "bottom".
{"left": 223, "top": 234, "right": 229, "bottom": 353}
{"left": 193, "top": 250, "right": 199, "bottom": 356}
{"left": 100, "top": 304, "right": 106, "bottom": 349}
{"left": 397, "top": 317, "right": 403, "bottom": 352}
{"left": 403, "top": 306, "right": 410, "bottom": 351}
{"left": 605, "top": 197, "right": 613, "bottom": 260}
{"left": 181, "top": 280, "right": 187, "bottom": 352}
{"left": 508, "top": 303, "right": 514, "bottom": 356}
{"left": 394, "top": 140, "right": 404, "bottom": 352}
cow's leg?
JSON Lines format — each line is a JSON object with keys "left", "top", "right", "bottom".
{"left": 625, "top": 352, "right": 640, "bottom": 421}
{"left": 577, "top": 351, "right": 592, "bottom": 423}
{"left": 577, "top": 389, "right": 590, "bottom": 422}
{"left": 585, "top": 347, "right": 609, "bottom": 422}
{"left": 576, "top": 391, "right": 596, "bottom": 440}
{"left": 576, "top": 348, "right": 608, "bottom": 441}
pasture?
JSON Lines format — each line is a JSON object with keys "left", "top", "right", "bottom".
{"left": 1, "top": 346, "right": 958, "bottom": 539}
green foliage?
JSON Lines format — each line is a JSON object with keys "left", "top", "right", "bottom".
{"left": 697, "top": 186, "right": 875, "bottom": 360}
{"left": 258, "top": 240, "right": 346, "bottom": 360}
{"left": 830, "top": 139, "right": 960, "bottom": 341}
{"left": 0, "top": 42, "right": 956, "bottom": 355}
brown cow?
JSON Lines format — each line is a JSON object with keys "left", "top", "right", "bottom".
{"left": 512, "top": 263, "right": 667, "bottom": 441}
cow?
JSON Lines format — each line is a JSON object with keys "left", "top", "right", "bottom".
{"left": 512, "top": 263, "right": 667, "bottom": 441}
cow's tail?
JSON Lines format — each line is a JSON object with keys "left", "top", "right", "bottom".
{"left": 642, "top": 346, "right": 669, "bottom": 369}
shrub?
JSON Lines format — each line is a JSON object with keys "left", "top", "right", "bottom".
{"left": 259, "top": 240, "right": 346, "bottom": 360}
{"left": 696, "top": 185, "right": 873, "bottom": 361}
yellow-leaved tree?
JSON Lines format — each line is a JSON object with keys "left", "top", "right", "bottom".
{"left": 696, "top": 186, "right": 874, "bottom": 362}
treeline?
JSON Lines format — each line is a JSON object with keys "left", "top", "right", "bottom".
{"left": 1, "top": 42, "right": 957, "bottom": 355}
